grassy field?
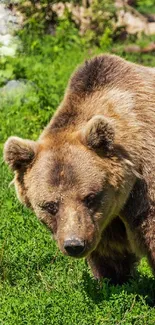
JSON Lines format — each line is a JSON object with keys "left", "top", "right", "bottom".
{"left": 0, "top": 32, "right": 155, "bottom": 324}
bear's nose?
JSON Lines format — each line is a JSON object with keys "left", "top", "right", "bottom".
{"left": 64, "top": 239, "right": 85, "bottom": 256}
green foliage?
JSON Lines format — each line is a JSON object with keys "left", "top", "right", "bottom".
{"left": 99, "top": 27, "right": 113, "bottom": 50}
{"left": 0, "top": 63, "right": 14, "bottom": 87}
{"left": 90, "top": 0, "right": 115, "bottom": 34}
{"left": 136, "top": 0, "right": 155, "bottom": 14}
{"left": 80, "top": 0, "right": 115, "bottom": 48}
{"left": 18, "top": 0, "right": 82, "bottom": 35}
{"left": 17, "top": 0, "right": 115, "bottom": 49}
{"left": 137, "top": 0, "right": 155, "bottom": 7}
{"left": 17, "top": 17, "right": 83, "bottom": 58}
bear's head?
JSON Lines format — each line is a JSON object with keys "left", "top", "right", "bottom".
{"left": 4, "top": 115, "right": 136, "bottom": 258}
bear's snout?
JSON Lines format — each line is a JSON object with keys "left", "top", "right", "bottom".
{"left": 64, "top": 238, "right": 85, "bottom": 257}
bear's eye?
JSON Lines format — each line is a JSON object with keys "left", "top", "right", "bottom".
{"left": 84, "top": 193, "right": 100, "bottom": 209}
{"left": 40, "top": 201, "right": 59, "bottom": 215}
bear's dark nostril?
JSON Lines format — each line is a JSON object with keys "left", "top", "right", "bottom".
{"left": 64, "top": 239, "right": 85, "bottom": 256}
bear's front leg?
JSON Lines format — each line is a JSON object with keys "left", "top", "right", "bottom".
{"left": 121, "top": 178, "right": 155, "bottom": 276}
{"left": 87, "top": 250, "right": 137, "bottom": 285}
{"left": 86, "top": 217, "right": 138, "bottom": 284}
{"left": 136, "top": 208, "right": 155, "bottom": 274}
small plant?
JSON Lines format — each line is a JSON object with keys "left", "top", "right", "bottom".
{"left": 136, "top": 0, "right": 155, "bottom": 13}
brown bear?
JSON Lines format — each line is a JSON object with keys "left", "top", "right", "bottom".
{"left": 4, "top": 54, "right": 155, "bottom": 284}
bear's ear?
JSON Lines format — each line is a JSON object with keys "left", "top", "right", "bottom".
{"left": 82, "top": 115, "right": 114, "bottom": 152}
{"left": 4, "top": 136, "right": 37, "bottom": 171}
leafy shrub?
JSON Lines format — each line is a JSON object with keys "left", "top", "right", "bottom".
{"left": 16, "top": 0, "right": 115, "bottom": 49}
{"left": 136, "top": 0, "right": 155, "bottom": 13}
{"left": 18, "top": 17, "right": 82, "bottom": 57}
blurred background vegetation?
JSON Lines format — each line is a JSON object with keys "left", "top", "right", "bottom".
{"left": 10, "top": 0, "right": 155, "bottom": 50}
{"left": 0, "top": 0, "right": 155, "bottom": 132}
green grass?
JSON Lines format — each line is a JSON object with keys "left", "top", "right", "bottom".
{"left": 0, "top": 33, "right": 155, "bottom": 324}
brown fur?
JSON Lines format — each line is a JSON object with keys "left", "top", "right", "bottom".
{"left": 4, "top": 54, "right": 155, "bottom": 284}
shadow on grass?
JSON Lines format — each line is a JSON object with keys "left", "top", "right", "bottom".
{"left": 82, "top": 270, "right": 155, "bottom": 307}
